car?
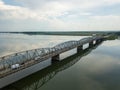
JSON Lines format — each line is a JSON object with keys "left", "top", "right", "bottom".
{"left": 11, "top": 64, "right": 20, "bottom": 69}
{"left": 35, "top": 57, "right": 40, "bottom": 60}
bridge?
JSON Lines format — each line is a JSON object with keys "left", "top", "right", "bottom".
{"left": 0, "top": 36, "right": 104, "bottom": 88}
{"left": 2, "top": 42, "right": 102, "bottom": 90}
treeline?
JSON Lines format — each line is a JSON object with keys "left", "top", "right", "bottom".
{"left": 0, "top": 31, "right": 120, "bottom": 36}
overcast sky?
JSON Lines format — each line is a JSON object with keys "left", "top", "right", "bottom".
{"left": 0, "top": 0, "right": 120, "bottom": 32}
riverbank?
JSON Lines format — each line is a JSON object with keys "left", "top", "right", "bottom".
{"left": 0, "top": 31, "right": 120, "bottom": 36}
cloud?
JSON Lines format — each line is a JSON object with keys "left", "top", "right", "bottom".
{"left": 0, "top": 0, "right": 120, "bottom": 31}
{"left": 1, "top": 0, "right": 120, "bottom": 20}
{"left": 104, "top": 0, "right": 120, "bottom": 5}
{"left": 46, "top": 14, "right": 120, "bottom": 31}
{"left": 13, "top": 0, "right": 120, "bottom": 9}
{"left": 0, "top": 0, "right": 46, "bottom": 20}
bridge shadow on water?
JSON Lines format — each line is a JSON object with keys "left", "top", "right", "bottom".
{"left": 2, "top": 42, "right": 102, "bottom": 90}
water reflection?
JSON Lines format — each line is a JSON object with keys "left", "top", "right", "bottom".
{"left": 0, "top": 33, "right": 87, "bottom": 57}
{"left": 118, "top": 36, "right": 120, "bottom": 40}
{"left": 92, "top": 40, "right": 120, "bottom": 59}
{"left": 2, "top": 42, "right": 102, "bottom": 90}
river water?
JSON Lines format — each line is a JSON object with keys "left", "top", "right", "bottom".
{"left": 0, "top": 33, "right": 120, "bottom": 90}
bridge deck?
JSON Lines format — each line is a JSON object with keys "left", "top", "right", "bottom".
{"left": 0, "top": 36, "right": 104, "bottom": 78}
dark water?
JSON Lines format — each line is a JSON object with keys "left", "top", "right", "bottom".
{"left": 0, "top": 33, "right": 120, "bottom": 90}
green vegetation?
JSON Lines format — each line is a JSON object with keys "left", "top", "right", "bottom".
{"left": 0, "top": 31, "right": 120, "bottom": 40}
{"left": 104, "top": 34, "right": 118, "bottom": 40}
{"left": 1, "top": 31, "right": 120, "bottom": 36}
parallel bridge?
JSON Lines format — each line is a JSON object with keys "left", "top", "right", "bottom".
{"left": 0, "top": 36, "right": 104, "bottom": 88}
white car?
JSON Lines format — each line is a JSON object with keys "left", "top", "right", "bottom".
{"left": 11, "top": 64, "right": 20, "bottom": 69}
{"left": 35, "top": 57, "right": 40, "bottom": 60}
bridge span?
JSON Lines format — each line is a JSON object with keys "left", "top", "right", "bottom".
{"left": 2, "top": 42, "right": 102, "bottom": 90}
{"left": 0, "top": 36, "right": 104, "bottom": 88}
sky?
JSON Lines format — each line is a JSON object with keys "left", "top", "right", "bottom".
{"left": 0, "top": 0, "right": 120, "bottom": 32}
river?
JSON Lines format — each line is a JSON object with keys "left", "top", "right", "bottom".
{"left": 0, "top": 33, "right": 120, "bottom": 90}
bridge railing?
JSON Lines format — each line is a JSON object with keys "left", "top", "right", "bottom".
{"left": 0, "top": 36, "right": 103, "bottom": 76}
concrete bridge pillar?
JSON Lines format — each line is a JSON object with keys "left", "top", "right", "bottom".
{"left": 77, "top": 45, "right": 83, "bottom": 53}
{"left": 52, "top": 54, "right": 60, "bottom": 61}
{"left": 89, "top": 41, "right": 94, "bottom": 47}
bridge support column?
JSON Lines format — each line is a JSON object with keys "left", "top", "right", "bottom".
{"left": 52, "top": 54, "right": 60, "bottom": 61}
{"left": 89, "top": 41, "right": 94, "bottom": 48}
{"left": 77, "top": 45, "right": 83, "bottom": 53}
